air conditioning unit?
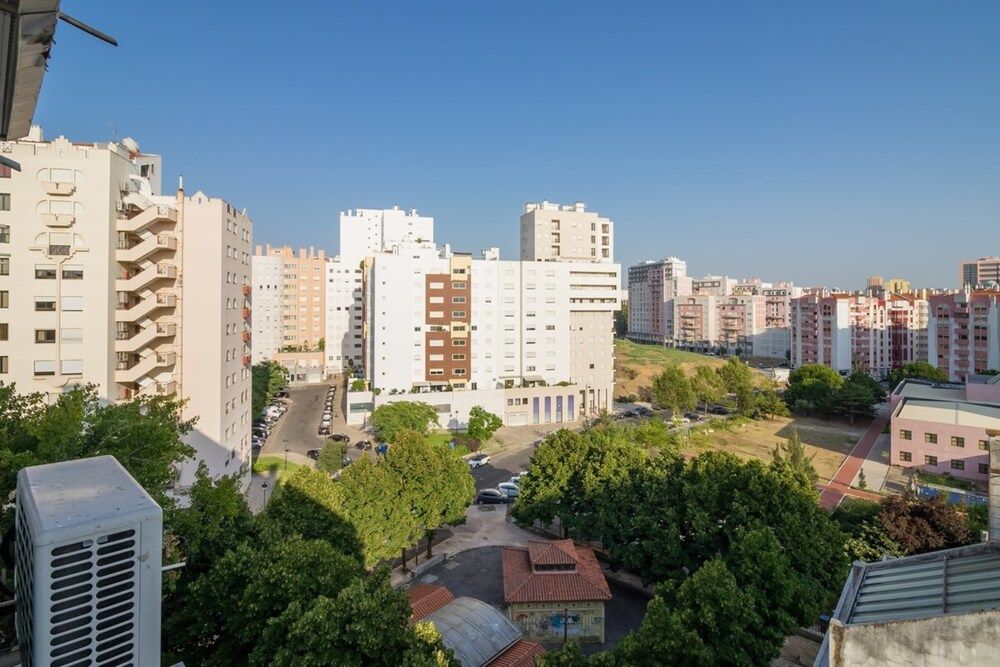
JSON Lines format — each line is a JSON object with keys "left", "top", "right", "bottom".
{"left": 14, "top": 455, "right": 162, "bottom": 667}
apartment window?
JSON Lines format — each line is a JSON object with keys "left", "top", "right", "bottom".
{"left": 429, "top": 340, "right": 444, "bottom": 348}
{"left": 429, "top": 311, "right": 444, "bottom": 319}
{"left": 898, "top": 429, "right": 911, "bottom": 440}
{"left": 34, "top": 297, "right": 54, "bottom": 311}
{"left": 61, "top": 328, "right": 83, "bottom": 344}
{"left": 980, "top": 440, "right": 990, "bottom": 451}
{"left": 61, "top": 296, "right": 83, "bottom": 311}
{"left": 0, "top": 323, "right": 6, "bottom": 340}
{"left": 429, "top": 296, "right": 443, "bottom": 304}
{"left": 429, "top": 282, "right": 444, "bottom": 289}
{"left": 452, "top": 296, "right": 467, "bottom": 304}
{"left": 924, "top": 433, "right": 938, "bottom": 444}
{"left": 924, "top": 455, "right": 938, "bottom": 466}
{"left": 950, "top": 436, "right": 965, "bottom": 448}
{"left": 62, "top": 265, "right": 83, "bottom": 279}
{"left": 429, "top": 369, "right": 444, "bottom": 376}
{"left": 899, "top": 451, "right": 912, "bottom": 462}
{"left": 35, "top": 265, "right": 57, "bottom": 279}
{"left": 980, "top": 463, "right": 990, "bottom": 475}
{"left": 0, "top": 356, "right": 6, "bottom": 373}
{"left": 453, "top": 281, "right": 467, "bottom": 289}
{"left": 61, "top": 359, "right": 83, "bottom": 375}
{"left": 452, "top": 311, "right": 466, "bottom": 318}
{"left": 452, "top": 354, "right": 466, "bottom": 361}
{"left": 0, "top": 193, "right": 9, "bottom": 211}
{"left": 950, "top": 459, "right": 965, "bottom": 471}
{"left": 429, "top": 354, "right": 444, "bottom": 362}
{"left": 34, "top": 329, "right": 56, "bottom": 344}
{"left": 453, "top": 339, "right": 467, "bottom": 347}
{"left": 33, "top": 360, "right": 55, "bottom": 376}
{"left": 454, "top": 368, "right": 466, "bottom": 376}
{"left": 0, "top": 256, "right": 7, "bottom": 275}
{"left": 0, "top": 226, "right": 6, "bottom": 243}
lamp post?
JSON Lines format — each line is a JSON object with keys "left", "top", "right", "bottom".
{"left": 260, "top": 480, "right": 271, "bottom": 508}
{"left": 284, "top": 442, "right": 289, "bottom": 471}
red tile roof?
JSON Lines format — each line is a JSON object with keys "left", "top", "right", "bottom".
{"left": 407, "top": 583, "right": 455, "bottom": 621}
{"left": 527, "top": 539, "right": 578, "bottom": 566}
{"left": 502, "top": 540, "right": 612, "bottom": 604}
{"left": 488, "top": 640, "right": 546, "bottom": 667}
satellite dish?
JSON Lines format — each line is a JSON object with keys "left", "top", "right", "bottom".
{"left": 120, "top": 136, "right": 140, "bottom": 157}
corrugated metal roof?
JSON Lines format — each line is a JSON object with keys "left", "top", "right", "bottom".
{"left": 849, "top": 549, "right": 1000, "bottom": 624}
{"left": 424, "top": 597, "right": 521, "bottom": 667}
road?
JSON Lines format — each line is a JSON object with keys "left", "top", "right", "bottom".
{"left": 470, "top": 444, "right": 535, "bottom": 491}
{"left": 258, "top": 381, "right": 371, "bottom": 462}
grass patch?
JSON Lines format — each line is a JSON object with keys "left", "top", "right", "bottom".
{"left": 252, "top": 455, "right": 305, "bottom": 479}
{"left": 615, "top": 339, "right": 722, "bottom": 367}
{"left": 427, "top": 431, "right": 472, "bottom": 457}
{"left": 916, "top": 471, "right": 975, "bottom": 492}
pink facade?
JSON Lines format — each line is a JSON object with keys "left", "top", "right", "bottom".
{"left": 927, "top": 289, "right": 1000, "bottom": 380}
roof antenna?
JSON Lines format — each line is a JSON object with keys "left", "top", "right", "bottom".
{"left": 58, "top": 12, "right": 119, "bottom": 47}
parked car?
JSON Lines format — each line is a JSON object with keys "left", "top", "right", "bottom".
{"left": 684, "top": 412, "right": 701, "bottom": 421}
{"left": 306, "top": 449, "right": 321, "bottom": 460}
{"left": 635, "top": 406, "right": 654, "bottom": 417}
{"left": 709, "top": 405, "right": 730, "bottom": 415}
{"left": 476, "top": 489, "right": 510, "bottom": 505}
{"left": 354, "top": 440, "right": 372, "bottom": 450}
{"left": 497, "top": 482, "right": 520, "bottom": 498}
{"left": 329, "top": 433, "right": 350, "bottom": 443}
{"left": 318, "top": 425, "right": 330, "bottom": 435}
{"left": 620, "top": 409, "right": 637, "bottom": 418}
{"left": 467, "top": 454, "right": 491, "bottom": 469}
{"left": 276, "top": 389, "right": 289, "bottom": 398}
{"left": 508, "top": 472, "right": 528, "bottom": 486}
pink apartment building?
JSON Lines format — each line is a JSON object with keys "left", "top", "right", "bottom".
{"left": 927, "top": 288, "right": 1000, "bottom": 380}
{"left": 889, "top": 375, "right": 1000, "bottom": 485}
{"left": 626, "top": 258, "right": 691, "bottom": 344}
{"left": 960, "top": 256, "right": 1000, "bottom": 288}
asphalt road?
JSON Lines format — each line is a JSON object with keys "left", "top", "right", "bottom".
{"left": 470, "top": 445, "right": 535, "bottom": 491}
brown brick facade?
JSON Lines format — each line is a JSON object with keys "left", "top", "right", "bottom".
{"left": 425, "top": 268, "right": 472, "bottom": 384}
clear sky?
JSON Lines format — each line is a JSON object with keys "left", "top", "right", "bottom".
{"left": 37, "top": 1, "right": 999, "bottom": 289}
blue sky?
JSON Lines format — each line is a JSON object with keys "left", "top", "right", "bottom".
{"left": 37, "top": 2, "right": 999, "bottom": 288}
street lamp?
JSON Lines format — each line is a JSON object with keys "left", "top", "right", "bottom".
{"left": 260, "top": 480, "right": 271, "bottom": 508}
{"left": 284, "top": 444, "right": 289, "bottom": 471}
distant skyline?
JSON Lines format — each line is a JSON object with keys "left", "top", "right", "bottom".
{"left": 35, "top": 1, "right": 999, "bottom": 288}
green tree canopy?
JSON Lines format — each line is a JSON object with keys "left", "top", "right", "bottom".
{"left": 888, "top": 361, "right": 949, "bottom": 388}
{"left": 370, "top": 401, "right": 440, "bottom": 442}
{"left": 690, "top": 365, "right": 725, "bottom": 410}
{"left": 785, "top": 364, "right": 844, "bottom": 414}
{"left": 650, "top": 366, "right": 696, "bottom": 415}
{"left": 316, "top": 440, "right": 346, "bottom": 475}
{"left": 336, "top": 456, "right": 417, "bottom": 568}
{"left": 252, "top": 360, "right": 288, "bottom": 416}
{"left": 716, "top": 357, "right": 757, "bottom": 416}
{"left": 771, "top": 426, "right": 818, "bottom": 489}
{"left": 466, "top": 405, "right": 502, "bottom": 443}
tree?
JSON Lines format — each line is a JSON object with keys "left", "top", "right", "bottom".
{"left": 0, "top": 383, "right": 195, "bottom": 532}
{"left": 879, "top": 493, "right": 973, "bottom": 555}
{"left": 690, "top": 365, "right": 724, "bottom": 411}
{"left": 785, "top": 364, "right": 844, "bottom": 414}
{"left": 844, "top": 519, "right": 905, "bottom": 563}
{"left": 845, "top": 371, "right": 886, "bottom": 402}
{"left": 252, "top": 360, "right": 288, "bottom": 416}
{"left": 350, "top": 378, "right": 367, "bottom": 391}
{"left": 650, "top": 366, "right": 696, "bottom": 415}
{"left": 717, "top": 357, "right": 756, "bottom": 416}
{"left": 754, "top": 388, "right": 791, "bottom": 419}
{"left": 856, "top": 469, "right": 867, "bottom": 489}
{"left": 614, "top": 302, "right": 628, "bottom": 336}
{"left": 833, "top": 373, "right": 880, "bottom": 422}
{"left": 336, "top": 457, "right": 417, "bottom": 568}
{"left": 888, "top": 361, "right": 948, "bottom": 388}
{"left": 466, "top": 406, "right": 502, "bottom": 443}
{"left": 318, "top": 337, "right": 325, "bottom": 351}
{"left": 370, "top": 401, "right": 440, "bottom": 442}
{"left": 771, "top": 427, "right": 818, "bottom": 489}
{"left": 316, "top": 440, "right": 346, "bottom": 474}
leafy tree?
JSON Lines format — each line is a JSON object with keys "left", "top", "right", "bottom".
{"left": 690, "top": 365, "right": 724, "bottom": 411}
{"left": 318, "top": 337, "right": 325, "bottom": 351}
{"left": 316, "top": 440, "right": 346, "bottom": 474}
{"left": 0, "top": 383, "right": 195, "bottom": 532}
{"left": 830, "top": 498, "right": 882, "bottom": 535}
{"left": 371, "top": 401, "right": 440, "bottom": 442}
{"left": 845, "top": 371, "right": 886, "bottom": 402}
{"left": 336, "top": 457, "right": 416, "bottom": 568}
{"left": 754, "top": 388, "right": 791, "bottom": 419}
{"left": 716, "top": 357, "right": 756, "bottom": 416}
{"left": 785, "top": 364, "right": 844, "bottom": 414}
{"left": 771, "top": 427, "right": 818, "bottom": 489}
{"left": 856, "top": 469, "right": 867, "bottom": 489}
{"left": 466, "top": 406, "right": 502, "bottom": 443}
{"left": 834, "top": 375, "right": 878, "bottom": 422}
{"left": 844, "top": 519, "right": 905, "bottom": 563}
{"left": 888, "top": 361, "right": 948, "bottom": 388}
{"left": 252, "top": 360, "right": 288, "bottom": 416}
{"left": 650, "top": 366, "right": 696, "bottom": 415}
{"left": 260, "top": 466, "right": 364, "bottom": 561}
{"left": 879, "top": 493, "right": 972, "bottom": 555}
{"left": 350, "top": 378, "right": 367, "bottom": 391}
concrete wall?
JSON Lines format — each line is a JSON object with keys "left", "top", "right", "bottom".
{"left": 827, "top": 610, "right": 1000, "bottom": 667}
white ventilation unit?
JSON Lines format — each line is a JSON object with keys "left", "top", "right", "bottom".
{"left": 14, "top": 455, "right": 162, "bottom": 667}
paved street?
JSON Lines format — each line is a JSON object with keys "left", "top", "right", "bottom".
{"left": 818, "top": 408, "right": 890, "bottom": 509}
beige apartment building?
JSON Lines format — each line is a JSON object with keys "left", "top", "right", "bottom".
{"left": 0, "top": 128, "right": 252, "bottom": 489}
{"left": 252, "top": 245, "right": 327, "bottom": 380}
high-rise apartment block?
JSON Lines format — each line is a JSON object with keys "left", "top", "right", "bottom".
{"left": 342, "top": 202, "right": 620, "bottom": 427}
{"left": 927, "top": 287, "right": 1000, "bottom": 379}
{"left": 0, "top": 128, "right": 252, "bottom": 489}
{"left": 960, "top": 256, "right": 1000, "bottom": 288}
{"left": 626, "top": 257, "right": 690, "bottom": 344}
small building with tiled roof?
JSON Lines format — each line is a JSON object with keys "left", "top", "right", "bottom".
{"left": 407, "top": 583, "right": 456, "bottom": 622}
{"left": 502, "top": 539, "right": 612, "bottom": 643}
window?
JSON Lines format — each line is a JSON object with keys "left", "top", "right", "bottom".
{"left": 0, "top": 193, "right": 9, "bottom": 211}
{"left": 980, "top": 463, "right": 990, "bottom": 475}
{"left": 924, "top": 455, "right": 938, "bottom": 466}
{"left": 453, "top": 339, "right": 467, "bottom": 347}
{"left": 452, "top": 354, "right": 466, "bottom": 361}
{"left": 951, "top": 459, "right": 965, "bottom": 471}
{"left": 33, "top": 360, "right": 55, "bottom": 376}
{"left": 61, "top": 296, "right": 83, "bottom": 311}
{"left": 0, "top": 291, "right": 7, "bottom": 308}
{"left": 950, "top": 436, "right": 965, "bottom": 448}
{"left": 35, "top": 265, "right": 57, "bottom": 279}
{"left": 61, "top": 328, "right": 82, "bottom": 343}
{"left": 452, "top": 296, "right": 467, "bottom": 304}
{"left": 454, "top": 368, "right": 466, "bottom": 376}
{"left": 451, "top": 311, "right": 466, "bottom": 318}
{"left": 0, "top": 323, "right": 6, "bottom": 340}
{"left": 0, "top": 256, "right": 6, "bottom": 275}
{"left": 0, "top": 356, "right": 6, "bottom": 373}
{"left": 452, "top": 281, "right": 467, "bottom": 289}
{"left": 429, "top": 369, "right": 444, "bottom": 376}
{"left": 34, "top": 297, "right": 54, "bottom": 311}
{"left": 979, "top": 440, "right": 990, "bottom": 451}
{"left": 899, "top": 429, "right": 912, "bottom": 440}
{"left": 34, "top": 329, "right": 56, "bottom": 343}
{"left": 899, "top": 451, "right": 912, "bottom": 462}
{"left": 924, "top": 433, "right": 938, "bottom": 444}
{"left": 429, "top": 282, "right": 444, "bottom": 289}
{"left": 62, "top": 265, "right": 83, "bottom": 279}
{"left": 61, "top": 359, "right": 83, "bottom": 375}
{"left": 0, "top": 226, "right": 6, "bottom": 243}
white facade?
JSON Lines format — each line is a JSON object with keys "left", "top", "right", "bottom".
{"left": 0, "top": 129, "right": 252, "bottom": 490}
{"left": 520, "top": 201, "right": 613, "bottom": 263}
{"left": 339, "top": 206, "right": 433, "bottom": 262}
{"left": 251, "top": 253, "right": 282, "bottom": 363}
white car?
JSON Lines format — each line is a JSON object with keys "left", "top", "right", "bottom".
{"left": 467, "top": 454, "right": 491, "bottom": 468}
{"left": 508, "top": 472, "right": 528, "bottom": 486}
{"left": 497, "top": 482, "right": 519, "bottom": 498}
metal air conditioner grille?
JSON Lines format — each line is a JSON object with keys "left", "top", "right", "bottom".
{"left": 46, "top": 528, "right": 138, "bottom": 667}
{"left": 13, "top": 501, "right": 35, "bottom": 667}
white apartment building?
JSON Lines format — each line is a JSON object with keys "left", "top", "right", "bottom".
{"left": 520, "top": 200, "right": 613, "bottom": 263}
{"left": 0, "top": 128, "right": 252, "bottom": 489}
{"left": 251, "top": 252, "right": 282, "bottom": 363}
{"left": 627, "top": 257, "right": 691, "bottom": 344}
{"left": 346, "top": 202, "right": 620, "bottom": 428}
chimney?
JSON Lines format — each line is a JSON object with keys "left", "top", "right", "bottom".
{"left": 990, "top": 431, "right": 1000, "bottom": 541}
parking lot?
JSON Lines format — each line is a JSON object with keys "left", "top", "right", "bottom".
{"left": 257, "top": 382, "right": 372, "bottom": 462}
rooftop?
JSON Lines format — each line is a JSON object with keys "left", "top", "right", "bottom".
{"left": 407, "top": 583, "right": 455, "bottom": 621}
{"left": 895, "top": 398, "right": 1000, "bottom": 428}
{"left": 891, "top": 378, "right": 967, "bottom": 402}
{"left": 502, "top": 540, "right": 612, "bottom": 604}
{"left": 423, "top": 596, "right": 522, "bottom": 667}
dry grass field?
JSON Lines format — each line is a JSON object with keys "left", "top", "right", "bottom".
{"left": 614, "top": 339, "right": 769, "bottom": 398}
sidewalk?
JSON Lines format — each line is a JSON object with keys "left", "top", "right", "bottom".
{"left": 818, "top": 411, "right": 889, "bottom": 509}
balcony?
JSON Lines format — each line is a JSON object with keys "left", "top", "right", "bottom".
{"left": 115, "top": 263, "right": 177, "bottom": 293}
{"left": 137, "top": 380, "right": 177, "bottom": 398}
{"left": 115, "top": 322, "right": 177, "bottom": 353}
{"left": 116, "top": 292, "right": 177, "bottom": 322}
{"left": 40, "top": 213, "right": 75, "bottom": 228}
{"left": 42, "top": 181, "right": 76, "bottom": 196}
{"left": 114, "top": 350, "right": 176, "bottom": 384}
{"left": 117, "top": 202, "right": 178, "bottom": 233}
{"left": 242, "top": 284, "right": 251, "bottom": 296}
{"left": 242, "top": 330, "right": 251, "bottom": 344}
{"left": 116, "top": 233, "right": 177, "bottom": 264}
{"left": 243, "top": 307, "right": 251, "bottom": 320}
{"left": 242, "top": 354, "right": 251, "bottom": 366}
